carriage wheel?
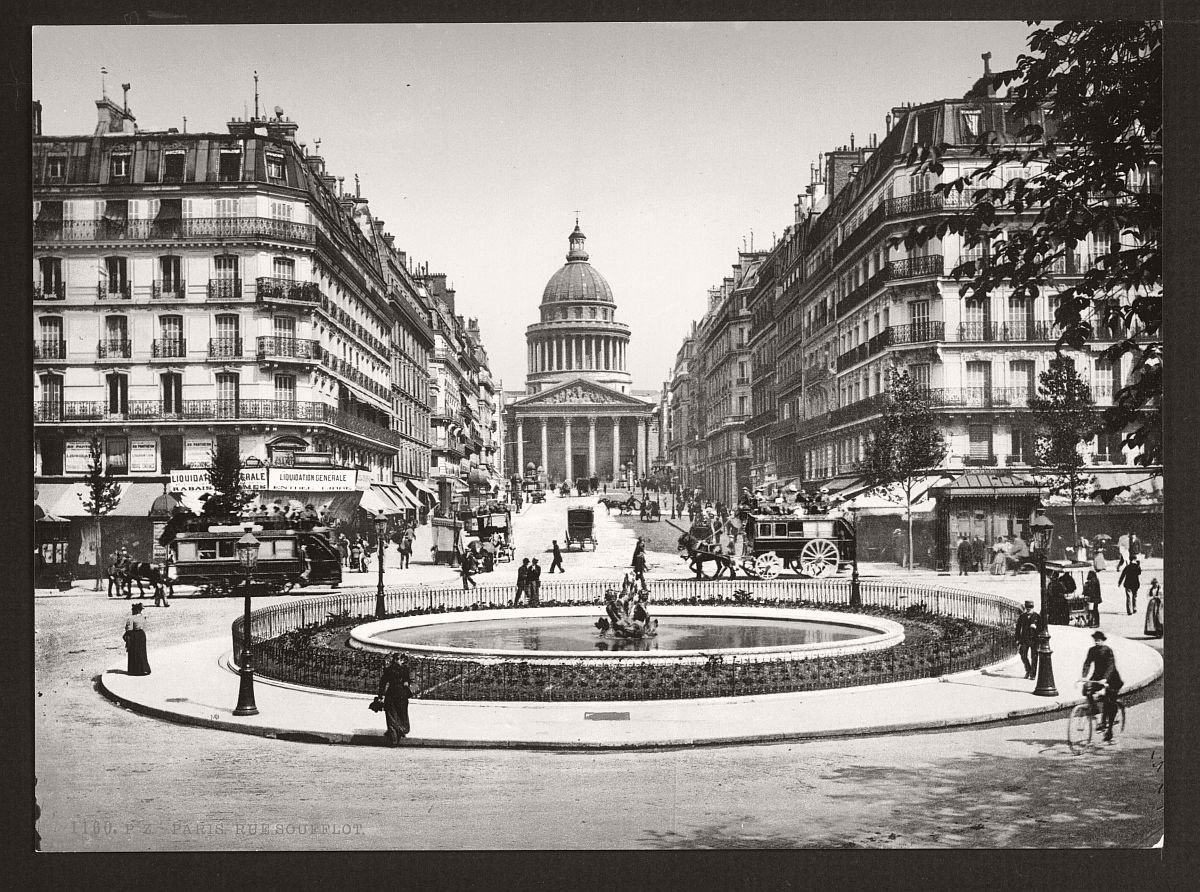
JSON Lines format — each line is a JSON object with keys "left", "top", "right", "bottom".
{"left": 754, "top": 552, "right": 784, "bottom": 580}
{"left": 798, "top": 539, "right": 840, "bottom": 578}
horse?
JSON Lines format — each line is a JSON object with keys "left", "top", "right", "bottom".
{"left": 677, "top": 533, "right": 737, "bottom": 580}
{"left": 121, "top": 561, "right": 165, "bottom": 598}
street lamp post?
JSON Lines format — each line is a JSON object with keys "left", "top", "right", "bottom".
{"left": 233, "top": 528, "right": 261, "bottom": 717}
{"left": 1029, "top": 508, "right": 1059, "bottom": 697}
{"left": 374, "top": 509, "right": 389, "bottom": 619}
{"left": 848, "top": 504, "right": 862, "bottom": 608}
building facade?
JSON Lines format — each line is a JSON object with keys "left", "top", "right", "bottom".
{"left": 504, "top": 224, "right": 658, "bottom": 486}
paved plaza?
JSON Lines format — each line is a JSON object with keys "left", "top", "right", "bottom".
{"left": 35, "top": 495, "right": 1166, "bottom": 849}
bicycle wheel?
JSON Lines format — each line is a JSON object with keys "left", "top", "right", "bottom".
{"left": 1067, "top": 705, "right": 1094, "bottom": 755}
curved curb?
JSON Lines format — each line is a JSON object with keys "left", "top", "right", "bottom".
{"left": 97, "top": 632, "right": 1163, "bottom": 750}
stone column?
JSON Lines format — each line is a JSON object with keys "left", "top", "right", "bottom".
{"left": 637, "top": 417, "right": 647, "bottom": 478}
{"left": 540, "top": 417, "right": 549, "bottom": 473}
{"left": 611, "top": 417, "right": 621, "bottom": 481}
{"left": 563, "top": 418, "right": 573, "bottom": 481}
{"left": 517, "top": 419, "right": 525, "bottom": 473}
{"left": 588, "top": 417, "right": 597, "bottom": 475}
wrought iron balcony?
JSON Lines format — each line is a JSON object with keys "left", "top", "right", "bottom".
{"left": 97, "top": 282, "right": 131, "bottom": 300}
{"left": 97, "top": 339, "right": 132, "bottom": 359}
{"left": 255, "top": 277, "right": 323, "bottom": 305}
{"left": 886, "top": 255, "right": 944, "bottom": 280}
{"left": 887, "top": 321, "right": 945, "bottom": 344}
{"left": 257, "top": 336, "right": 322, "bottom": 362}
{"left": 34, "top": 283, "right": 65, "bottom": 301}
{"left": 34, "top": 216, "right": 318, "bottom": 246}
{"left": 208, "top": 337, "right": 243, "bottom": 359}
{"left": 34, "top": 339, "right": 66, "bottom": 361}
{"left": 152, "top": 280, "right": 187, "bottom": 300}
{"left": 957, "top": 321, "right": 1056, "bottom": 342}
{"left": 151, "top": 337, "right": 187, "bottom": 359}
{"left": 206, "top": 279, "right": 243, "bottom": 301}
{"left": 33, "top": 398, "right": 405, "bottom": 448}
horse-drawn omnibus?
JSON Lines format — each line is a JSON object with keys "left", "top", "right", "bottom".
{"left": 678, "top": 509, "right": 856, "bottom": 580}
{"left": 168, "top": 518, "right": 342, "bottom": 595}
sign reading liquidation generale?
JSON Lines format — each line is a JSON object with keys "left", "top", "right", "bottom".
{"left": 169, "top": 467, "right": 268, "bottom": 494}
{"left": 266, "top": 468, "right": 361, "bottom": 491}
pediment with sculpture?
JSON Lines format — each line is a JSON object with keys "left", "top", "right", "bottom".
{"left": 514, "top": 379, "right": 652, "bottom": 409}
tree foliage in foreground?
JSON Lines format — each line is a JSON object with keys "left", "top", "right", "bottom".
{"left": 204, "top": 440, "right": 253, "bottom": 517}
{"left": 896, "top": 20, "right": 1161, "bottom": 465}
{"left": 859, "top": 370, "right": 948, "bottom": 569}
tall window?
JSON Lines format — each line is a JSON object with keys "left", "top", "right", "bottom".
{"left": 214, "top": 198, "right": 238, "bottom": 219}
{"left": 211, "top": 255, "right": 240, "bottom": 300}
{"left": 39, "top": 257, "right": 63, "bottom": 298}
{"left": 1010, "top": 360, "right": 1036, "bottom": 405}
{"left": 269, "top": 200, "right": 294, "bottom": 221}
{"left": 965, "top": 361, "right": 992, "bottom": 399}
{"left": 215, "top": 372, "right": 239, "bottom": 418}
{"left": 106, "top": 373, "right": 128, "bottom": 415}
{"left": 161, "top": 434, "right": 184, "bottom": 472}
{"left": 1007, "top": 296, "right": 1034, "bottom": 339}
{"left": 159, "top": 315, "right": 184, "bottom": 358}
{"left": 38, "top": 316, "right": 64, "bottom": 359}
{"left": 161, "top": 372, "right": 182, "bottom": 414}
{"left": 162, "top": 151, "right": 185, "bottom": 182}
{"left": 1010, "top": 427, "right": 1034, "bottom": 464}
{"left": 274, "top": 374, "right": 296, "bottom": 406}
{"left": 1095, "top": 358, "right": 1121, "bottom": 402}
{"left": 963, "top": 298, "right": 990, "bottom": 340}
{"left": 218, "top": 150, "right": 241, "bottom": 182}
{"left": 272, "top": 257, "right": 295, "bottom": 281}
{"left": 103, "top": 256, "right": 129, "bottom": 297}
{"left": 968, "top": 424, "right": 993, "bottom": 462}
{"left": 213, "top": 313, "right": 240, "bottom": 358}
{"left": 104, "top": 315, "right": 129, "bottom": 358}
{"left": 908, "top": 363, "right": 931, "bottom": 389}
{"left": 158, "top": 255, "right": 183, "bottom": 296}
{"left": 106, "top": 437, "right": 129, "bottom": 473}
{"left": 39, "top": 373, "right": 63, "bottom": 416}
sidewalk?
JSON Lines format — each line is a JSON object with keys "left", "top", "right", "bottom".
{"left": 99, "top": 622, "right": 1162, "bottom": 750}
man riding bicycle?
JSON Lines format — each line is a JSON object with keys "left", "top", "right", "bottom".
{"left": 1081, "top": 630, "right": 1124, "bottom": 742}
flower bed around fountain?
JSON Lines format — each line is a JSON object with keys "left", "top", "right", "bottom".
{"left": 235, "top": 579, "right": 1019, "bottom": 702}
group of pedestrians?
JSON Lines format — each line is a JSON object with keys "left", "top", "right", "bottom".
{"left": 514, "top": 558, "right": 543, "bottom": 605}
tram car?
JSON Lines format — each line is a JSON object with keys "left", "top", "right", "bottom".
{"left": 168, "top": 519, "right": 342, "bottom": 595}
{"left": 740, "top": 511, "right": 856, "bottom": 579}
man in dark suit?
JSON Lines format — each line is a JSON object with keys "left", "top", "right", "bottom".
{"left": 549, "top": 540, "right": 565, "bottom": 573}
{"left": 1081, "top": 630, "right": 1123, "bottom": 742}
{"left": 376, "top": 653, "right": 411, "bottom": 746}
{"left": 514, "top": 558, "right": 530, "bottom": 605}
{"left": 1014, "top": 600, "right": 1043, "bottom": 680}
{"left": 529, "top": 558, "right": 543, "bottom": 605}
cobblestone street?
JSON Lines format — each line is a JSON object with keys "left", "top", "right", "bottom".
{"left": 35, "top": 497, "right": 1164, "bottom": 850}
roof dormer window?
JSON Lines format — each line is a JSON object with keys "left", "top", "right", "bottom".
{"left": 218, "top": 149, "right": 242, "bottom": 182}
{"left": 46, "top": 156, "right": 66, "bottom": 180}
{"left": 110, "top": 153, "right": 131, "bottom": 180}
{"left": 266, "top": 154, "right": 286, "bottom": 183}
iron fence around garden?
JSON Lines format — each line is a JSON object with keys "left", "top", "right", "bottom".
{"left": 232, "top": 579, "right": 1023, "bottom": 702}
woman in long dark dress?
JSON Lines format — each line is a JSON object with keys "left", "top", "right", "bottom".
{"left": 376, "top": 653, "right": 411, "bottom": 745}
{"left": 1144, "top": 578, "right": 1163, "bottom": 637}
{"left": 123, "top": 603, "right": 151, "bottom": 675}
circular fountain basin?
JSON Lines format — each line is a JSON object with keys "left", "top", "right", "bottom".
{"left": 349, "top": 606, "right": 904, "bottom": 663}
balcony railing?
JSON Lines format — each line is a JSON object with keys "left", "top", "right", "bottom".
{"left": 34, "top": 216, "right": 318, "bottom": 246}
{"left": 34, "top": 283, "right": 65, "bottom": 301}
{"left": 887, "top": 321, "right": 944, "bottom": 344}
{"left": 957, "top": 321, "right": 1056, "bottom": 342}
{"left": 257, "top": 336, "right": 322, "bottom": 362}
{"left": 97, "top": 282, "right": 131, "bottom": 300}
{"left": 151, "top": 337, "right": 187, "bottom": 359}
{"left": 34, "top": 339, "right": 66, "bottom": 360}
{"left": 33, "top": 398, "right": 405, "bottom": 448}
{"left": 207, "top": 279, "right": 243, "bottom": 301}
{"left": 97, "top": 339, "right": 131, "bottom": 359}
{"left": 208, "top": 337, "right": 243, "bottom": 358}
{"left": 255, "top": 277, "right": 323, "bottom": 305}
{"left": 886, "top": 255, "right": 944, "bottom": 280}
{"left": 152, "top": 280, "right": 187, "bottom": 300}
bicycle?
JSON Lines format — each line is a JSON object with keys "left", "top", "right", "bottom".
{"left": 1067, "top": 679, "right": 1127, "bottom": 754}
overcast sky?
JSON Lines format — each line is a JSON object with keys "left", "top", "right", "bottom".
{"left": 33, "top": 21, "right": 1034, "bottom": 393}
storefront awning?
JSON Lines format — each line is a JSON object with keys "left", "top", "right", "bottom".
{"left": 935, "top": 472, "right": 1045, "bottom": 498}
{"left": 407, "top": 479, "right": 438, "bottom": 497}
{"left": 360, "top": 483, "right": 417, "bottom": 515}
{"left": 846, "top": 473, "right": 956, "bottom": 511}
{"left": 34, "top": 481, "right": 175, "bottom": 517}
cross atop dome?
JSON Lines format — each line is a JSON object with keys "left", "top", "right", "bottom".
{"left": 566, "top": 219, "right": 589, "bottom": 262}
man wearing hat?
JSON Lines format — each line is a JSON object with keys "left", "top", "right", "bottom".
{"left": 1014, "top": 600, "right": 1043, "bottom": 680}
{"left": 1081, "top": 630, "right": 1124, "bottom": 742}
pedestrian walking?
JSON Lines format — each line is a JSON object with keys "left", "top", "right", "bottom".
{"left": 460, "top": 550, "right": 478, "bottom": 590}
{"left": 956, "top": 535, "right": 972, "bottom": 575}
{"left": 1117, "top": 556, "right": 1142, "bottom": 615}
{"left": 123, "top": 603, "right": 151, "bottom": 676}
{"left": 398, "top": 529, "right": 413, "bottom": 569}
{"left": 631, "top": 537, "right": 647, "bottom": 589}
{"left": 374, "top": 653, "right": 411, "bottom": 746}
{"left": 1092, "top": 539, "right": 1107, "bottom": 572}
{"left": 338, "top": 533, "right": 351, "bottom": 568}
{"left": 1083, "top": 569, "right": 1102, "bottom": 628}
{"left": 152, "top": 562, "right": 171, "bottom": 608}
{"left": 549, "top": 540, "right": 565, "bottom": 573}
{"left": 1014, "top": 600, "right": 1042, "bottom": 680}
{"left": 1116, "top": 533, "right": 1130, "bottom": 571}
{"left": 106, "top": 549, "right": 122, "bottom": 598}
{"left": 116, "top": 548, "right": 132, "bottom": 598}
{"left": 1143, "top": 578, "right": 1163, "bottom": 638}
{"left": 349, "top": 539, "right": 363, "bottom": 573}
{"left": 990, "top": 537, "right": 1008, "bottom": 575}
{"left": 514, "top": 558, "right": 530, "bottom": 605}
{"left": 529, "top": 558, "right": 542, "bottom": 605}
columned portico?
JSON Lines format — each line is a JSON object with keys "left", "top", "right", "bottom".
{"left": 612, "top": 418, "right": 621, "bottom": 480}
{"left": 588, "top": 418, "right": 597, "bottom": 476}
{"left": 540, "top": 418, "right": 549, "bottom": 472}
{"left": 563, "top": 418, "right": 573, "bottom": 480}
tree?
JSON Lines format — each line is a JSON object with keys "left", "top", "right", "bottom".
{"left": 898, "top": 21, "right": 1161, "bottom": 464}
{"left": 204, "top": 440, "right": 253, "bottom": 518}
{"left": 858, "top": 370, "right": 949, "bottom": 570}
{"left": 1028, "top": 355, "right": 1100, "bottom": 553}
{"left": 79, "top": 436, "right": 122, "bottom": 591}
